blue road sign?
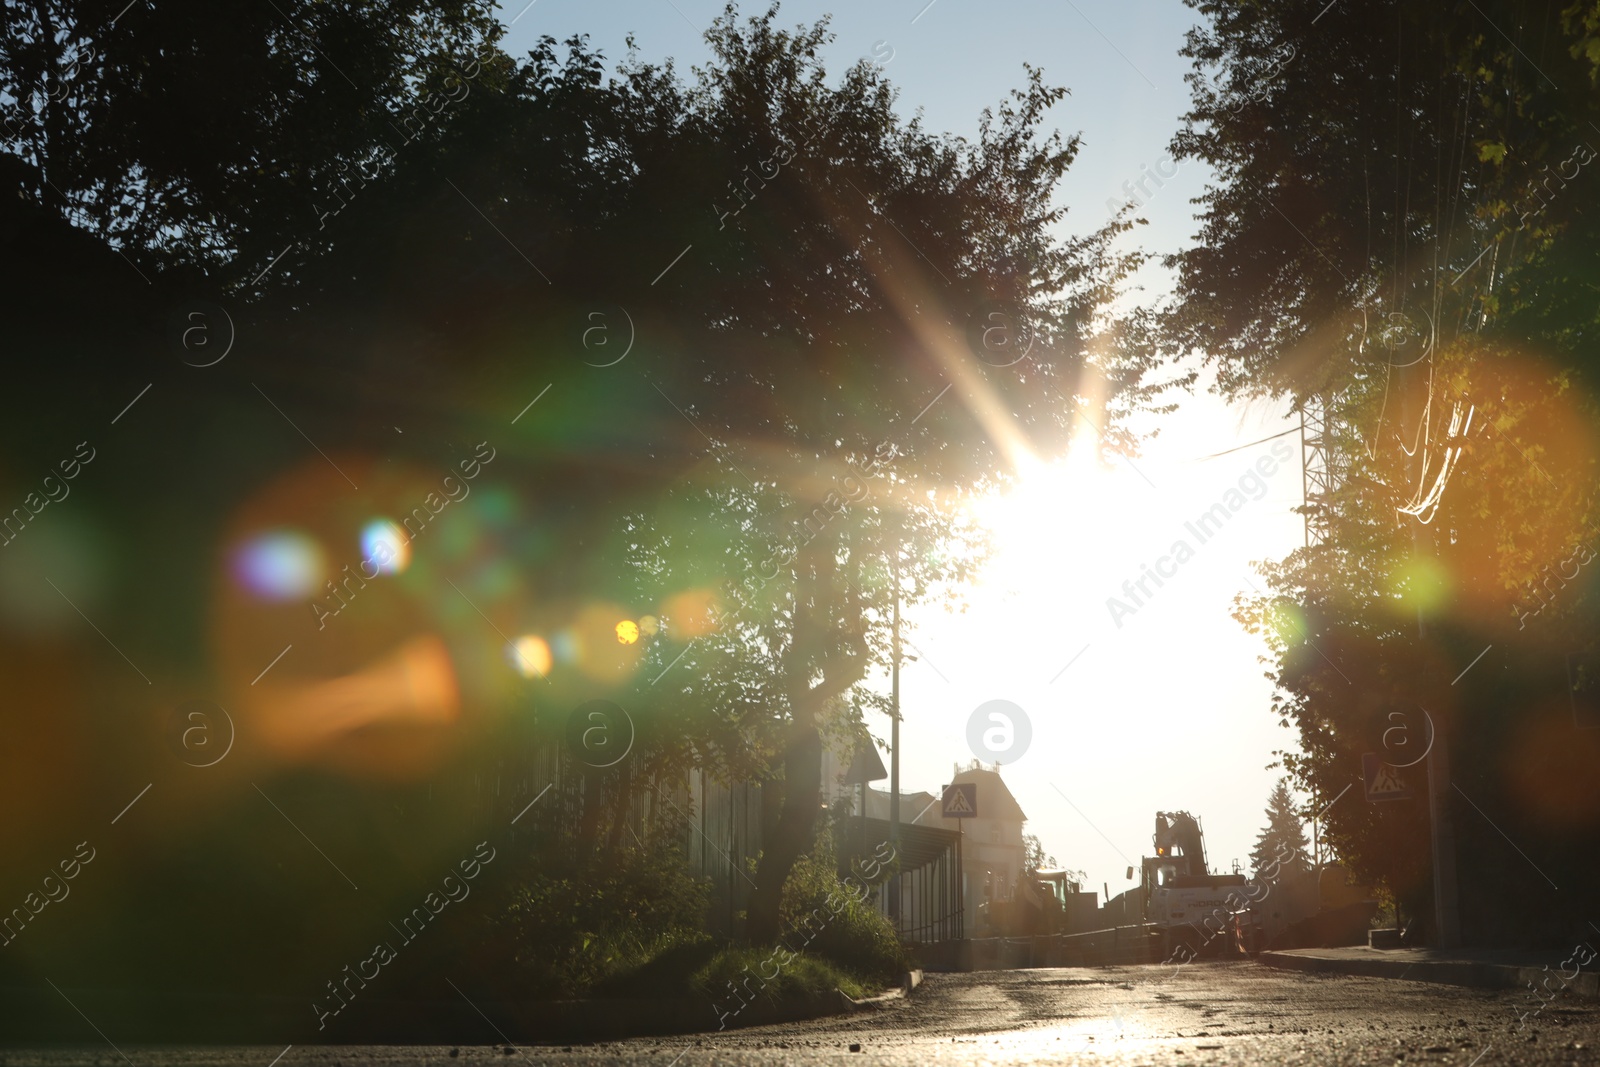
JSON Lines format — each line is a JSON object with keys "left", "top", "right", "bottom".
{"left": 1362, "top": 752, "right": 1412, "bottom": 803}
{"left": 942, "top": 782, "right": 977, "bottom": 818}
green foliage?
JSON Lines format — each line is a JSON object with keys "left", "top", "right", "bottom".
{"left": 692, "top": 946, "right": 870, "bottom": 1004}
{"left": 1563, "top": 0, "right": 1600, "bottom": 82}
{"left": 1249, "top": 778, "right": 1309, "bottom": 880}
{"left": 776, "top": 829, "right": 907, "bottom": 985}
{"left": 1021, "top": 833, "right": 1056, "bottom": 877}
{"left": 482, "top": 839, "right": 711, "bottom": 998}
{"left": 1165, "top": 0, "right": 1600, "bottom": 931}
{"left": 591, "top": 936, "right": 725, "bottom": 999}
{"left": 0, "top": 0, "right": 504, "bottom": 273}
{"left": 593, "top": 934, "right": 878, "bottom": 1005}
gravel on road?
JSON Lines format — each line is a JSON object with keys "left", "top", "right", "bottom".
{"left": 3, "top": 961, "right": 1596, "bottom": 1066}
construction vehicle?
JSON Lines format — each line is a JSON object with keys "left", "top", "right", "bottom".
{"left": 1141, "top": 811, "right": 1251, "bottom": 959}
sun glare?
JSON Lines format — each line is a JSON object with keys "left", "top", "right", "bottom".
{"left": 970, "top": 450, "right": 1132, "bottom": 600}
{"left": 509, "top": 634, "right": 553, "bottom": 678}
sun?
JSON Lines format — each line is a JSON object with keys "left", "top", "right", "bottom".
{"left": 969, "top": 450, "right": 1127, "bottom": 599}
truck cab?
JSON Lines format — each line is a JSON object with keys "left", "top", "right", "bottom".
{"left": 1141, "top": 811, "right": 1250, "bottom": 959}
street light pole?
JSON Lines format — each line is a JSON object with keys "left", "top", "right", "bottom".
{"left": 1313, "top": 781, "right": 1320, "bottom": 872}
{"left": 889, "top": 526, "right": 901, "bottom": 923}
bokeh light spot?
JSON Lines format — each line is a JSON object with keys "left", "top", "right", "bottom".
{"left": 360, "top": 519, "right": 410, "bottom": 574}
{"left": 573, "top": 603, "right": 645, "bottom": 682}
{"left": 231, "top": 530, "right": 324, "bottom": 600}
{"left": 639, "top": 614, "right": 659, "bottom": 637}
{"left": 1270, "top": 601, "right": 1308, "bottom": 645}
{"left": 0, "top": 519, "right": 107, "bottom": 634}
{"left": 508, "top": 634, "right": 552, "bottom": 678}
{"left": 661, "top": 588, "right": 723, "bottom": 639}
{"left": 1391, "top": 554, "right": 1452, "bottom": 615}
{"left": 553, "top": 629, "right": 581, "bottom": 665}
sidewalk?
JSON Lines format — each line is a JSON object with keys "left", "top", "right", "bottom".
{"left": 1260, "top": 946, "right": 1599, "bottom": 998}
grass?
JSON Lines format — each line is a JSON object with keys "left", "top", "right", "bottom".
{"left": 690, "top": 946, "right": 874, "bottom": 1003}
{"left": 591, "top": 936, "right": 724, "bottom": 998}
{"left": 593, "top": 939, "right": 879, "bottom": 1003}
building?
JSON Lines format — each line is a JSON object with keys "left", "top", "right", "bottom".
{"left": 856, "top": 760, "right": 1028, "bottom": 937}
{"left": 935, "top": 761, "right": 1028, "bottom": 934}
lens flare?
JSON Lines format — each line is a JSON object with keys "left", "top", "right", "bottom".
{"left": 508, "top": 634, "right": 552, "bottom": 678}
{"left": 574, "top": 603, "right": 646, "bottom": 682}
{"left": 1269, "top": 601, "right": 1309, "bottom": 646}
{"left": 661, "top": 588, "right": 723, "bottom": 639}
{"left": 231, "top": 530, "right": 324, "bottom": 599}
{"left": 639, "top": 614, "right": 659, "bottom": 637}
{"left": 361, "top": 519, "right": 410, "bottom": 574}
{"left": 1389, "top": 554, "right": 1452, "bottom": 616}
{"left": 552, "top": 629, "right": 581, "bottom": 665}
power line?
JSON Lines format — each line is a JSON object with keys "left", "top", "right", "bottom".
{"left": 1191, "top": 425, "right": 1300, "bottom": 461}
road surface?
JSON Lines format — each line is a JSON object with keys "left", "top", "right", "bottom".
{"left": 2, "top": 961, "right": 1593, "bottom": 1065}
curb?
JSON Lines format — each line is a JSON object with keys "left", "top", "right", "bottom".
{"left": 841, "top": 968, "right": 923, "bottom": 1012}
{"left": 1260, "top": 950, "right": 1600, "bottom": 999}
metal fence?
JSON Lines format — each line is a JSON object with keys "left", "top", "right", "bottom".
{"left": 839, "top": 816, "right": 964, "bottom": 943}
{"left": 458, "top": 738, "right": 764, "bottom": 938}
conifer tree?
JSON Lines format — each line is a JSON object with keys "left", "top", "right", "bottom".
{"left": 1250, "top": 778, "right": 1309, "bottom": 880}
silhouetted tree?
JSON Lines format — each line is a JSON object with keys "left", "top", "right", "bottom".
{"left": 1166, "top": 0, "right": 1600, "bottom": 938}
{"left": 1249, "top": 778, "right": 1308, "bottom": 879}
{"left": 1, "top": 0, "right": 1180, "bottom": 980}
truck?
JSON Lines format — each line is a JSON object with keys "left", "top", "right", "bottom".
{"left": 1141, "top": 810, "right": 1252, "bottom": 960}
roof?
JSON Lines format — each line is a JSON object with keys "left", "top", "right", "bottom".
{"left": 946, "top": 766, "right": 1027, "bottom": 822}
{"left": 839, "top": 816, "right": 959, "bottom": 873}
{"left": 862, "top": 787, "right": 938, "bottom": 823}
{"left": 865, "top": 767, "right": 1029, "bottom": 825}
{"left": 842, "top": 739, "right": 888, "bottom": 784}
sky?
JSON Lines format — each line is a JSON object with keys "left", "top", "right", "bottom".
{"left": 498, "top": 1, "right": 1311, "bottom": 899}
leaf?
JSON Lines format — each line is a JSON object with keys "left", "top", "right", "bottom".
{"left": 1477, "top": 141, "right": 1508, "bottom": 164}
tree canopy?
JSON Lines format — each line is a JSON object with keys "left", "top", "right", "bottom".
{"left": 1165, "top": 0, "right": 1600, "bottom": 936}
{"left": 2, "top": 1, "right": 1161, "bottom": 961}
{"left": 1249, "top": 778, "right": 1308, "bottom": 879}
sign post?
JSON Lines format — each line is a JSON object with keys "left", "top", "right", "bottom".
{"left": 942, "top": 783, "right": 975, "bottom": 940}
{"left": 1362, "top": 753, "right": 1413, "bottom": 803}
{"left": 941, "top": 782, "right": 977, "bottom": 818}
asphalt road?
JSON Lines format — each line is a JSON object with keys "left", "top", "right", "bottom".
{"left": 2, "top": 961, "right": 1595, "bottom": 1066}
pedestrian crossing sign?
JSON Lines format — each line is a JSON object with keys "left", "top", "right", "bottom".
{"left": 942, "top": 782, "right": 977, "bottom": 818}
{"left": 1362, "top": 752, "right": 1413, "bottom": 803}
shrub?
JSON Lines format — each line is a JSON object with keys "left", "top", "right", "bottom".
{"left": 775, "top": 829, "right": 908, "bottom": 986}
{"left": 479, "top": 837, "right": 711, "bottom": 998}
{"left": 692, "top": 946, "right": 869, "bottom": 1005}
{"left": 592, "top": 935, "right": 724, "bottom": 998}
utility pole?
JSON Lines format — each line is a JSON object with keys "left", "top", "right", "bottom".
{"left": 1424, "top": 697, "right": 1462, "bottom": 946}
{"left": 889, "top": 526, "right": 901, "bottom": 923}
{"left": 1306, "top": 380, "right": 1460, "bottom": 944}
{"left": 1312, "top": 781, "right": 1320, "bottom": 872}
{"left": 1399, "top": 372, "right": 1462, "bottom": 949}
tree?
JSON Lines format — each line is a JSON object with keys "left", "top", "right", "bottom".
{"left": 1, "top": 2, "right": 1175, "bottom": 974}
{"left": 1249, "top": 779, "right": 1308, "bottom": 880}
{"left": 0, "top": 0, "right": 504, "bottom": 278}
{"left": 619, "top": 6, "right": 1184, "bottom": 944}
{"left": 1022, "top": 833, "right": 1057, "bottom": 876}
{"left": 131, "top": 0, "right": 1174, "bottom": 946}
{"left": 1021, "top": 833, "right": 1084, "bottom": 891}
{"left": 1164, "top": 0, "right": 1600, "bottom": 935}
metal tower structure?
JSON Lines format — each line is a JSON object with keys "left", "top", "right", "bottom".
{"left": 1299, "top": 391, "right": 1344, "bottom": 548}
